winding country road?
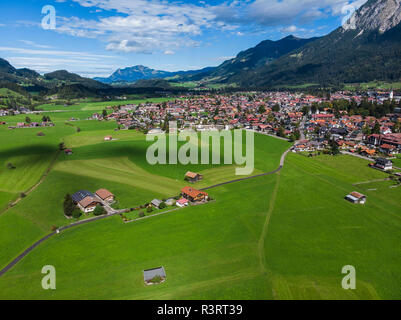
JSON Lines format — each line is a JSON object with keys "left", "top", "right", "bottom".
{"left": 0, "top": 145, "right": 294, "bottom": 278}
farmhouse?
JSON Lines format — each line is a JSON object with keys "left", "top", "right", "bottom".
{"left": 104, "top": 135, "right": 113, "bottom": 141}
{"left": 181, "top": 186, "right": 208, "bottom": 202}
{"left": 345, "top": 192, "right": 367, "bottom": 204}
{"left": 64, "top": 149, "right": 73, "bottom": 155}
{"left": 184, "top": 171, "right": 203, "bottom": 183}
{"left": 95, "top": 189, "right": 115, "bottom": 203}
{"left": 78, "top": 196, "right": 101, "bottom": 213}
{"left": 373, "top": 158, "right": 393, "bottom": 171}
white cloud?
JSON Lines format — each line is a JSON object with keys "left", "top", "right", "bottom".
{"left": 213, "top": 0, "right": 368, "bottom": 26}
{"left": 280, "top": 25, "right": 298, "bottom": 33}
{"left": 47, "top": 0, "right": 368, "bottom": 54}
{"left": 18, "top": 40, "right": 54, "bottom": 49}
{"left": 0, "top": 47, "right": 120, "bottom": 77}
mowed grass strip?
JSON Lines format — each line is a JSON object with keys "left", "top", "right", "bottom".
{"left": 53, "top": 157, "right": 185, "bottom": 197}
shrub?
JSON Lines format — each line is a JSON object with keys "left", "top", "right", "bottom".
{"left": 94, "top": 205, "right": 106, "bottom": 216}
{"left": 139, "top": 211, "right": 145, "bottom": 218}
{"left": 20, "top": 192, "right": 26, "bottom": 198}
{"left": 150, "top": 275, "right": 163, "bottom": 284}
{"left": 146, "top": 206, "right": 153, "bottom": 213}
{"left": 159, "top": 202, "right": 167, "bottom": 209}
{"left": 72, "top": 208, "right": 82, "bottom": 219}
{"left": 6, "top": 163, "right": 16, "bottom": 169}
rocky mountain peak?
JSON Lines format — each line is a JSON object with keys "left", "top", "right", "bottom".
{"left": 343, "top": 0, "right": 401, "bottom": 33}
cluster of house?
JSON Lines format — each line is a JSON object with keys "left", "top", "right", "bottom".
{"left": 72, "top": 189, "right": 115, "bottom": 213}
{"left": 93, "top": 93, "right": 319, "bottom": 135}
{"left": 8, "top": 121, "right": 55, "bottom": 130}
{"left": 295, "top": 111, "right": 401, "bottom": 160}
{"left": 86, "top": 91, "right": 398, "bottom": 151}
{"left": 150, "top": 186, "right": 209, "bottom": 210}
{"left": 0, "top": 107, "right": 31, "bottom": 117}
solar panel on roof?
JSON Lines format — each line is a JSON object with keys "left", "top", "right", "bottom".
{"left": 72, "top": 190, "right": 94, "bottom": 203}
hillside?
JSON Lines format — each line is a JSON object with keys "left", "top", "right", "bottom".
{"left": 235, "top": 0, "right": 401, "bottom": 87}
{"left": 0, "top": 58, "right": 111, "bottom": 101}
{"left": 197, "top": 35, "right": 319, "bottom": 84}
{"left": 45, "top": 70, "right": 109, "bottom": 89}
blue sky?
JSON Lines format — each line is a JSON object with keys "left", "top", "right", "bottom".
{"left": 0, "top": 0, "right": 367, "bottom": 77}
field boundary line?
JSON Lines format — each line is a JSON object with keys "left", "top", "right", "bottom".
{"left": 0, "top": 150, "right": 61, "bottom": 216}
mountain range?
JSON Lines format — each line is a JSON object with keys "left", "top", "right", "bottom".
{"left": 94, "top": 65, "right": 216, "bottom": 84}
{"left": 95, "top": 35, "right": 317, "bottom": 85}
{"left": 232, "top": 0, "right": 401, "bottom": 87}
{"left": 1, "top": 0, "right": 401, "bottom": 95}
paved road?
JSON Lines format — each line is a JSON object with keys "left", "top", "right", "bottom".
{"left": 201, "top": 149, "right": 291, "bottom": 191}
{"left": 0, "top": 210, "right": 126, "bottom": 277}
{"left": 0, "top": 145, "right": 294, "bottom": 278}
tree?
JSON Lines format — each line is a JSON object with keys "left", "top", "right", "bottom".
{"left": 94, "top": 205, "right": 106, "bottom": 216}
{"left": 72, "top": 208, "right": 82, "bottom": 219}
{"left": 146, "top": 206, "right": 153, "bottom": 213}
{"left": 272, "top": 104, "right": 280, "bottom": 112}
{"left": 102, "top": 109, "right": 108, "bottom": 118}
{"left": 393, "top": 121, "right": 401, "bottom": 133}
{"left": 25, "top": 116, "right": 31, "bottom": 124}
{"left": 258, "top": 105, "right": 266, "bottom": 114}
{"left": 372, "top": 121, "right": 381, "bottom": 134}
{"left": 301, "top": 106, "right": 310, "bottom": 116}
{"left": 330, "top": 140, "right": 340, "bottom": 156}
{"left": 63, "top": 194, "right": 75, "bottom": 217}
{"left": 159, "top": 202, "right": 167, "bottom": 209}
{"left": 277, "top": 126, "right": 286, "bottom": 138}
{"left": 362, "top": 124, "right": 371, "bottom": 135}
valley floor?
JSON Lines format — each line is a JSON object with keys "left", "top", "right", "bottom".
{"left": 0, "top": 100, "right": 400, "bottom": 300}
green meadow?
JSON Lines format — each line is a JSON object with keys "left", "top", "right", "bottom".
{"left": 0, "top": 98, "right": 400, "bottom": 300}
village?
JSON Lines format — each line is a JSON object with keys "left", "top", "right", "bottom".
{"left": 83, "top": 90, "right": 401, "bottom": 168}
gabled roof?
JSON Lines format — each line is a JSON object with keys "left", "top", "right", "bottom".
{"left": 350, "top": 192, "right": 366, "bottom": 199}
{"left": 185, "top": 171, "right": 200, "bottom": 179}
{"left": 181, "top": 186, "right": 208, "bottom": 198}
{"left": 79, "top": 196, "right": 99, "bottom": 208}
{"left": 96, "top": 189, "right": 114, "bottom": 200}
{"left": 151, "top": 199, "right": 162, "bottom": 206}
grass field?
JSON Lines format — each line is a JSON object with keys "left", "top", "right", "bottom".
{"left": 0, "top": 152, "right": 400, "bottom": 299}
{"left": 392, "top": 155, "right": 401, "bottom": 168}
{"left": 0, "top": 98, "right": 400, "bottom": 300}
{"left": 344, "top": 81, "right": 401, "bottom": 90}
